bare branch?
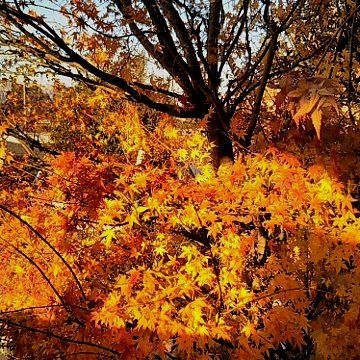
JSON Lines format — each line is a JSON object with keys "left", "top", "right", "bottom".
{"left": 244, "top": 31, "right": 279, "bottom": 146}
{"left": 160, "top": 1, "right": 208, "bottom": 97}
{"left": 219, "top": 0, "right": 249, "bottom": 75}
{"left": 0, "top": 2, "right": 202, "bottom": 118}
{"left": 207, "top": 0, "right": 222, "bottom": 88}
{"left": 114, "top": 0, "right": 196, "bottom": 97}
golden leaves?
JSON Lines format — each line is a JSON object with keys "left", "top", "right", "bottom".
{"left": 179, "top": 298, "right": 209, "bottom": 332}
{"left": 276, "top": 76, "right": 342, "bottom": 139}
{"left": 2, "top": 89, "right": 360, "bottom": 360}
{"left": 241, "top": 322, "right": 257, "bottom": 338}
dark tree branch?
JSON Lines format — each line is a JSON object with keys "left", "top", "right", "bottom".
{"left": 0, "top": 204, "right": 87, "bottom": 302}
{"left": 160, "top": 1, "right": 207, "bottom": 98}
{"left": 141, "top": 0, "right": 212, "bottom": 106}
{"left": 0, "top": 318, "right": 121, "bottom": 356}
{"left": 6, "top": 126, "right": 60, "bottom": 156}
{"left": 131, "top": 81, "right": 183, "bottom": 98}
{"left": 114, "top": 0, "right": 196, "bottom": 97}
{"left": 143, "top": 0, "right": 191, "bottom": 78}
{"left": 207, "top": 0, "right": 222, "bottom": 89}
{"left": 244, "top": 31, "right": 279, "bottom": 146}
{"left": 226, "top": 0, "right": 304, "bottom": 120}
{"left": 219, "top": 0, "right": 249, "bottom": 75}
{"left": 0, "top": 304, "right": 89, "bottom": 316}
{"left": 347, "top": 0, "right": 358, "bottom": 123}
{"left": 0, "top": 235, "right": 71, "bottom": 313}
{"left": 54, "top": 352, "right": 116, "bottom": 359}
{"left": 225, "top": 36, "right": 271, "bottom": 110}
{"left": 0, "top": 2, "right": 202, "bottom": 118}
{"left": 142, "top": 0, "right": 193, "bottom": 77}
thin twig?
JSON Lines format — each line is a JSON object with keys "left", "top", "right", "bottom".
{"left": 0, "top": 318, "right": 121, "bottom": 356}
{"left": 0, "top": 204, "right": 87, "bottom": 302}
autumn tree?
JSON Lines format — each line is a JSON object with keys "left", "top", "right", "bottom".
{"left": 0, "top": 81, "right": 360, "bottom": 358}
{"left": 1, "top": 1, "right": 360, "bottom": 359}
{"left": 0, "top": 0, "right": 358, "bottom": 165}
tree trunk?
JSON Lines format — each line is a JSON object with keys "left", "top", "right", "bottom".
{"left": 207, "top": 115, "right": 234, "bottom": 169}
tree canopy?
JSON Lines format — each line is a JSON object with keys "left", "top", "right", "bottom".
{"left": 0, "top": 1, "right": 360, "bottom": 359}
{"left": 0, "top": 84, "right": 360, "bottom": 358}
{"left": 0, "top": 0, "right": 358, "bottom": 164}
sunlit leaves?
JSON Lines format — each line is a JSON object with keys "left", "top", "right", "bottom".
{"left": 1, "top": 90, "right": 360, "bottom": 359}
{"left": 275, "top": 77, "right": 343, "bottom": 139}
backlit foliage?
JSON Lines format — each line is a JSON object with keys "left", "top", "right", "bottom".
{"left": 1, "top": 89, "right": 360, "bottom": 359}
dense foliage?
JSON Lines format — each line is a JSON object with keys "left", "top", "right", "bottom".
{"left": 0, "top": 0, "right": 359, "bottom": 358}
{"left": 1, "top": 86, "right": 360, "bottom": 359}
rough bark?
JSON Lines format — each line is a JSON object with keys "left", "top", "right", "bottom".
{"left": 207, "top": 114, "right": 234, "bottom": 169}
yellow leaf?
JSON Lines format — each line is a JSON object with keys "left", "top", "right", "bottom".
{"left": 311, "top": 108, "right": 322, "bottom": 139}
{"left": 53, "top": 263, "right": 61, "bottom": 278}
{"left": 135, "top": 205, "right": 148, "bottom": 214}
{"left": 164, "top": 127, "right": 178, "bottom": 139}
{"left": 241, "top": 322, "right": 256, "bottom": 338}
{"left": 293, "top": 94, "right": 319, "bottom": 121}
{"left": 125, "top": 211, "right": 140, "bottom": 228}
{"left": 101, "top": 228, "right": 116, "bottom": 247}
{"left": 177, "top": 148, "right": 188, "bottom": 161}
{"left": 15, "top": 265, "right": 25, "bottom": 275}
{"left": 156, "top": 233, "right": 166, "bottom": 241}
{"left": 0, "top": 145, "right": 6, "bottom": 159}
{"left": 154, "top": 245, "right": 167, "bottom": 256}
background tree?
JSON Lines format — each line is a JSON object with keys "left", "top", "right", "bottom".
{"left": 0, "top": 0, "right": 358, "bottom": 166}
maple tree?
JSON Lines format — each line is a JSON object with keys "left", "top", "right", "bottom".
{"left": 0, "top": 0, "right": 360, "bottom": 359}
{"left": 0, "top": 83, "right": 360, "bottom": 359}
{"left": 0, "top": 0, "right": 358, "bottom": 165}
